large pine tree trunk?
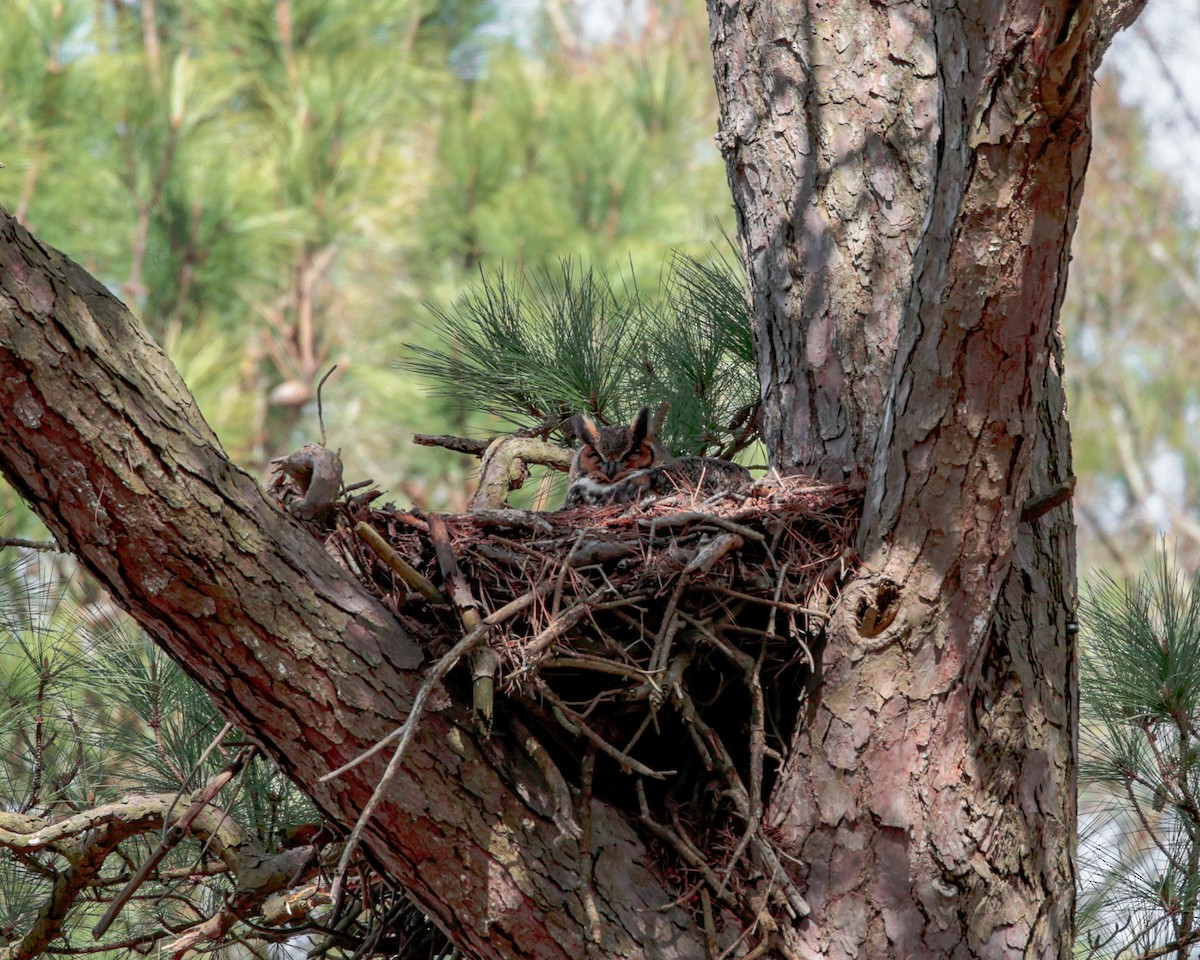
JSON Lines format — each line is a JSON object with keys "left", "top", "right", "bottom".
{"left": 708, "top": 0, "right": 1143, "bottom": 956}
{"left": 0, "top": 2, "right": 1147, "bottom": 958}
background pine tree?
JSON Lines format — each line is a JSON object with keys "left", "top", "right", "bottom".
{"left": 1077, "top": 554, "right": 1200, "bottom": 958}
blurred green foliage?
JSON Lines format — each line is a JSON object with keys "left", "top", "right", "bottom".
{"left": 0, "top": 0, "right": 733, "bottom": 528}
{"left": 1064, "top": 81, "right": 1200, "bottom": 578}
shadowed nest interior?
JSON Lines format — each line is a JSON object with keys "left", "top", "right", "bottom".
{"left": 271, "top": 447, "right": 861, "bottom": 935}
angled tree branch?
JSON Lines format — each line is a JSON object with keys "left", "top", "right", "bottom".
{"left": 0, "top": 206, "right": 708, "bottom": 959}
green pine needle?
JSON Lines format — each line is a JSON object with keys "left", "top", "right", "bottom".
{"left": 402, "top": 251, "right": 759, "bottom": 457}
{"left": 1077, "top": 550, "right": 1200, "bottom": 956}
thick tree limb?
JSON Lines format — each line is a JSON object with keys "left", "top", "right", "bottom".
{"left": 470, "top": 436, "right": 573, "bottom": 510}
{"left": 0, "top": 207, "right": 709, "bottom": 959}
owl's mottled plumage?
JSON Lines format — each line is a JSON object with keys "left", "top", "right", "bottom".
{"left": 565, "top": 408, "right": 662, "bottom": 507}
{"left": 564, "top": 408, "right": 750, "bottom": 508}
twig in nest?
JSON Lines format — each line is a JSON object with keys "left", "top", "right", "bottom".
{"left": 565, "top": 539, "right": 639, "bottom": 566}
{"left": 766, "top": 559, "right": 790, "bottom": 641}
{"left": 428, "top": 514, "right": 497, "bottom": 731}
{"left": 428, "top": 514, "right": 482, "bottom": 630}
{"left": 656, "top": 878, "right": 707, "bottom": 913}
{"left": 636, "top": 782, "right": 733, "bottom": 910}
{"left": 316, "top": 365, "right": 337, "bottom": 447}
{"left": 486, "top": 580, "right": 556, "bottom": 623}
{"left": 578, "top": 746, "right": 603, "bottom": 948}
{"left": 618, "top": 654, "right": 690, "bottom": 759}
{"left": 670, "top": 680, "right": 810, "bottom": 919}
{"left": 681, "top": 616, "right": 750, "bottom": 672}
{"left": 318, "top": 580, "right": 550, "bottom": 784}
{"left": 710, "top": 588, "right": 826, "bottom": 620}
{"left": 648, "top": 601, "right": 684, "bottom": 682}
{"left": 542, "top": 654, "right": 658, "bottom": 684}
{"left": 649, "top": 533, "right": 744, "bottom": 676}
{"left": 684, "top": 619, "right": 769, "bottom": 898}
{"left": 700, "top": 887, "right": 720, "bottom": 959}
{"left": 540, "top": 687, "right": 674, "bottom": 779}
{"left": 643, "top": 513, "right": 764, "bottom": 543}
{"left": 788, "top": 610, "right": 815, "bottom": 673}
{"left": 346, "top": 487, "right": 383, "bottom": 513}
{"left": 670, "top": 683, "right": 750, "bottom": 818}
{"left": 382, "top": 509, "right": 430, "bottom": 533}
{"left": 553, "top": 532, "right": 586, "bottom": 617}
{"left": 518, "top": 587, "right": 612, "bottom": 664}
{"left": 604, "top": 605, "right": 663, "bottom": 660}
{"left": 469, "top": 509, "right": 554, "bottom": 533}
{"left": 354, "top": 522, "right": 445, "bottom": 605}
{"left": 736, "top": 935, "right": 777, "bottom": 960}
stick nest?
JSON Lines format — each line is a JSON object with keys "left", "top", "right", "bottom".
{"left": 280, "top": 456, "right": 861, "bottom": 933}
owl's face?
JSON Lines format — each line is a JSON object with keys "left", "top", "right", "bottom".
{"left": 572, "top": 408, "right": 657, "bottom": 483}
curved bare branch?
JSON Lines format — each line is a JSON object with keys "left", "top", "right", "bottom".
{"left": 0, "top": 787, "right": 313, "bottom": 960}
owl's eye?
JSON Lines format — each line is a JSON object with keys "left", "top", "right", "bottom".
{"left": 623, "top": 444, "right": 654, "bottom": 472}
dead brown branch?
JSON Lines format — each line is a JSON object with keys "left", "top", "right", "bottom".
{"left": 470, "top": 437, "right": 575, "bottom": 510}
{"left": 540, "top": 687, "right": 674, "bottom": 779}
{"left": 355, "top": 521, "right": 446, "bottom": 604}
{"left": 0, "top": 765, "right": 321, "bottom": 960}
{"left": 412, "top": 433, "right": 491, "bottom": 456}
{"left": 93, "top": 746, "right": 253, "bottom": 937}
{"left": 428, "top": 513, "right": 494, "bottom": 728}
{"left": 1020, "top": 475, "right": 1077, "bottom": 523}
{"left": 269, "top": 444, "right": 345, "bottom": 522}
{"left": 0, "top": 536, "right": 58, "bottom": 552}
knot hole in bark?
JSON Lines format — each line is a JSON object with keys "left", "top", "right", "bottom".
{"left": 831, "top": 577, "right": 906, "bottom": 651}
{"left": 857, "top": 579, "right": 899, "bottom": 637}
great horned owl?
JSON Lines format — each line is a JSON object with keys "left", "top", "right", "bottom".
{"left": 564, "top": 408, "right": 750, "bottom": 508}
{"left": 565, "top": 408, "right": 663, "bottom": 507}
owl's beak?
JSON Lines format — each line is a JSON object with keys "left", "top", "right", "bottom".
{"left": 605, "top": 462, "right": 619, "bottom": 479}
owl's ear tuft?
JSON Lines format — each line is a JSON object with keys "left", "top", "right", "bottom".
{"left": 574, "top": 414, "right": 602, "bottom": 448}
{"left": 630, "top": 407, "right": 650, "bottom": 446}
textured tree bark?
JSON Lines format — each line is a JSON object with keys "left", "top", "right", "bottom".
{"left": 708, "top": 0, "right": 1144, "bottom": 957}
{"left": 0, "top": 213, "right": 709, "bottom": 959}
{"left": 0, "top": 1, "right": 1152, "bottom": 957}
